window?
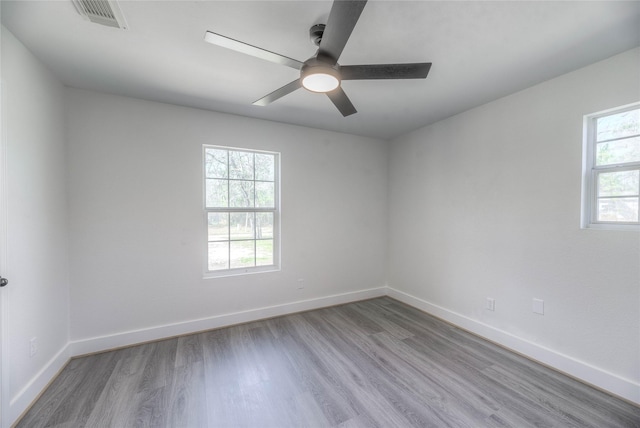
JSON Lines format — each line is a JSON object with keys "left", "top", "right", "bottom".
{"left": 204, "top": 145, "right": 280, "bottom": 276}
{"left": 582, "top": 103, "right": 640, "bottom": 230}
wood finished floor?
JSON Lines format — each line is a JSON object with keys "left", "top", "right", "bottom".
{"left": 16, "top": 297, "right": 640, "bottom": 428}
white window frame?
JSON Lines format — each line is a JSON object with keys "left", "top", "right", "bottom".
{"left": 203, "top": 145, "right": 281, "bottom": 278}
{"left": 581, "top": 102, "right": 640, "bottom": 231}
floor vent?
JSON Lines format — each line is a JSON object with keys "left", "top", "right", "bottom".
{"left": 71, "top": 0, "right": 127, "bottom": 29}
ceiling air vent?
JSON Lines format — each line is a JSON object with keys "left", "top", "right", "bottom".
{"left": 71, "top": 0, "right": 127, "bottom": 29}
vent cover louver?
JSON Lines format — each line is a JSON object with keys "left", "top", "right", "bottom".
{"left": 71, "top": 0, "right": 127, "bottom": 29}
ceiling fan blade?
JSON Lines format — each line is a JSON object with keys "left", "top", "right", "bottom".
{"left": 341, "top": 63, "right": 432, "bottom": 80}
{"left": 326, "top": 87, "right": 357, "bottom": 116}
{"left": 204, "top": 31, "right": 304, "bottom": 70}
{"left": 318, "top": 0, "right": 367, "bottom": 65}
{"left": 253, "top": 79, "right": 302, "bottom": 106}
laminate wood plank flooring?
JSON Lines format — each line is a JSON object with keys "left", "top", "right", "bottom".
{"left": 16, "top": 297, "right": 640, "bottom": 427}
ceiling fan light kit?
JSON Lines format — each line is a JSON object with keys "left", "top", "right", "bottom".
{"left": 301, "top": 60, "right": 341, "bottom": 93}
{"left": 203, "top": 0, "right": 431, "bottom": 117}
{"left": 302, "top": 72, "right": 340, "bottom": 93}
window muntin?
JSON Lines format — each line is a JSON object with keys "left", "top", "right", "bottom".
{"left": 584, "top": 104, "right": 640, "bottom": 229}
{"left": 204, "top": 146, "right": 279, "bottom": 275}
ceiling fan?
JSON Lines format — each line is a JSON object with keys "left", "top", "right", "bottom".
{"left": 204, "top": 0, "right": 431, "bottom": 117}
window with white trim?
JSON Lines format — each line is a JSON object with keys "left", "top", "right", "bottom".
{"left": 582, "top": 103, "right": 640, "bottom": 230}
{"left": 204, "top": 145, "right": 280, "bottom": 275}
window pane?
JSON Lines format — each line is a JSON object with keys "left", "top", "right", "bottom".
{"left": 229, "top": 151, "right": 254, "bottom": 180}
{"left": 230, "top": 241, "right": 255, "bottom": 268}
{"left": 596, "top": 137, "right": 640, "bottom": 166}
{"left": 596, "top": 108, "right": 640, "bottom": 142}
{"left": 208, "top": 212, "right": 229, "bottom": 241}
{"left": 229, "top": 181, "right": 254, "bottom": 207}
{"left": 208, "top": 242, "right": 229, "bottom": 270}
{"left": 205, "top": 149, "right": 228, "bottom": 179}
{"left": 255, "top": 182, "right": 275, "bottom": 208}
{"left": 256, "top": 212, "right": 273, "bottom": 239}
{"left": 230, "top": 212, "right": 255, "bottom": 240}
{"left": 205, "top": 179, "right": 228, "bottom": 208}
{"left": 597, "top": 197, "right": 639, "bottom": 222}
{"left": 255, "top": 153, "right": 275, "bottom": 181}
{"left": 597, "top": 170, "right": 639, "bottom": 197}
{"left": 256, "top": 239, "right": 274, "bottom": 266}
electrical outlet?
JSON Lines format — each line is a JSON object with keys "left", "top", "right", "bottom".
{"left": 297, "top": 278, "right": 304, "bottom": 289}
{"left": 30, "top": 337, "right": 38, "bottom": 357}
{"left": 533, "top": 298, "right": 544, "bottom": 315}
{"left": 486, "top": 297, "right": 495, "bottom": 311}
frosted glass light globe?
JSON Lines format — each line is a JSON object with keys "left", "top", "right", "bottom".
{"left": 302, "top": 73, "right": 340, "bottom": 93}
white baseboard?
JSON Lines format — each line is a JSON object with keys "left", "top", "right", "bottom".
{"left": 12, "top": 284, "right": 638, "bottom": 428}
{"left": 386, "top": 287, "right": 640, "bottom": 405}
{"left": 70, "top": 286, "right": 387, "bottom": 357}
{"left": 10, "top": 342, "right": 71, "bottom": 425}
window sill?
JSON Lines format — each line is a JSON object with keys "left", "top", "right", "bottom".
{"left": 582, "top": 223, "right": 640, "bottom": 232}
{"left": 203, "top": 265, "right": 281, "bottom": 279}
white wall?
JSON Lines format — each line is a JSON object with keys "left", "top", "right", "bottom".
{"left": 1, "top": 26, "right": 71, "bottom": 423}
{"left": 3, "top": 23, "right": 637, "bottom": 424}
{"left": 388, "top": 48, "right": 640, "bottom": 402}
{"left": 66, "top": 89, "right": 388, "bottom": 349}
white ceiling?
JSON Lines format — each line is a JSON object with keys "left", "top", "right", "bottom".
{"left": 2, "top": 1, "right": 639, "bottom": 140}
